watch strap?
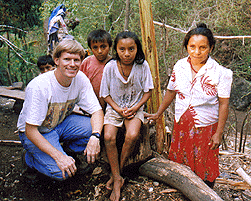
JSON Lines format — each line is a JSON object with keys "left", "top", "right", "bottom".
{"left": 91, "top": 132, "right": 100, "bottom": 139}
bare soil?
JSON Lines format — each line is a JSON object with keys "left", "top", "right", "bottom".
{"left": 0, "top": 96, "right": 249, "bottom": 201}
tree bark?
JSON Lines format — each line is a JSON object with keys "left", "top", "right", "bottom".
{"left": 139, "top": 157, "right": 223, "bottom": 201}
{"left": 138, "top": 0, "right": 166, "bottom": 154}
{"left": 124, "top": 0, "right": 130, "bottom": 30}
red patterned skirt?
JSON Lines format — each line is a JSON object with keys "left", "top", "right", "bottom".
{"left": 168, "top": 109, "right": 219, "bottom": 182}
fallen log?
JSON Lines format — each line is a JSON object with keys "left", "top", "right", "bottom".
{"left": 139, "top": 157, "right": 223, "bottom": 201}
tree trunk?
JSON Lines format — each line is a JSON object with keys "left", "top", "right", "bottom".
{"left": 139, "top": 157, "right": 223, "bottom": 201}
{"left": 138, "top": 0, "right": 166, "bottom": 154}
{"left": 124, "top": 0, "right": 130, "bottom": 30}
{"left": 6, "top": 31, "right": 12, "bottom": 86}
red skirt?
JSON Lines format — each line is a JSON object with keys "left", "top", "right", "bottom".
{"left": 168, "top": 109, "right": 219, "bottom": 182}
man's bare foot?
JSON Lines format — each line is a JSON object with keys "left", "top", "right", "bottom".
{"left": 106, "top": 176, "right": 113, "bottom": 190}
{"left": 110, "top": 177, "right": 124, "bottom": 201}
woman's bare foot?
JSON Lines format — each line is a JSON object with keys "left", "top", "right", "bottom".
{"left": 110, "top": 177, "right": 124, "bottom": 201}
{"left": 106, "top": 176, "right": 113, "bottom": 190}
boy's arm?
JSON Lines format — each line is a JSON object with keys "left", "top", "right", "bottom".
{"left": 25, "top": 123, "right": 77, "bottom": 179}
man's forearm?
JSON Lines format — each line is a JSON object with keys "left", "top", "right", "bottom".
{"left": 25, "top": 123, "right": 63, "bottom": 160}
{"left": 90, "top": 109, "right": 104, "bottom": 134}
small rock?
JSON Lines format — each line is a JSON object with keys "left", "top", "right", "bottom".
{"left": 153, "top": 181, "right": 159, "bottom": 186}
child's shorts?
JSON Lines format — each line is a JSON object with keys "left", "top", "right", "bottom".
{"left": 104, "top": 108, "right": 144, "bottom": 127}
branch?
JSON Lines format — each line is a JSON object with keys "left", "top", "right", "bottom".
{"left": 0, "top": 35, "right": 35, "bottom": 65}
{"left": 0, "top": 25, "right": 28, "bottom": 33}
{"left": 0, "top": 35, "right": 27, "bottom": 52}
{"left": 108, "top": 7, "right": 124, "bottom": 33}
{"left": 107, "top": 0, "right": 115, "bottom": 13}
{"left": 153, "top": 21, "right": 251, "bottom": 40}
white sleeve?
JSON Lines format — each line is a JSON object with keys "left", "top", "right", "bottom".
{"left": 24, "top": 81, "right": 49, "bottom": 126}
{"left": 77, "top": 73, "right": 102, "bottom": 114}
{"left": 100, "top": 64, "right": 111, "bottom": 98}
{"left": 218, "top": 68, "right": 233, "bottom": 98}
{"left": 142, "top": 61, "right": 154, "bottom": 92}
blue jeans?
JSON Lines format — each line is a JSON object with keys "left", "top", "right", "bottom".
{"left": 19, "top": 114, "right": 92, "bottom": 181}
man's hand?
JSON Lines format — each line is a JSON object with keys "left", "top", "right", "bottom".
{"left": 55, "top": 154, "right": 77, "bottom": 179}
{"left": 84, "top": 136, "right": 100, "bottom": 163}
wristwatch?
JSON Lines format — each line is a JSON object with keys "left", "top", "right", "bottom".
{"left": 91, "top": 132, "right": 100, "bottom": 139}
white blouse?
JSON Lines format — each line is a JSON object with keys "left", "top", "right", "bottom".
{"left": 167, "top": 56, "right": 233, "bottom": 127}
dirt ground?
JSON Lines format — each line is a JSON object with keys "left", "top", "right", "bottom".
{"left": 0, "top": 96, "right": 250, "bottom": 201}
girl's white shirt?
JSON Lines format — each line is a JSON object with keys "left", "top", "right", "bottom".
{"left": 100, "top": 59, "right": 154, "bottom": 111}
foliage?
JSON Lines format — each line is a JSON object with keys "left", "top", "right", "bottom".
{"left": 40, "top": 0, "right": 141, "bottom": 48}
{"left": 151, "top": 0, "right": 251, "bottom": 83}
{"left": 0, "top": 0, "right": 42, "bottom": 36}
{"left": 0, "top": 0, "right": 251, "bottom": 86}
{"left": 0, "top": 0, "right": 43, "bottom": 86}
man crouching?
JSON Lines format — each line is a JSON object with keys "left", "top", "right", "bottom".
{"left": 17, "top": 39, "right": 104, "bottom": 181}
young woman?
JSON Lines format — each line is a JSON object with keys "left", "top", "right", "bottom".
{"left": 100, "top": 31, "right": 154, "bottom": 201}
{"left": 145, "top": 23, "right": 233, "bottom": 188}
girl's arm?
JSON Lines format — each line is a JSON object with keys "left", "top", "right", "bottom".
{"left": 145, "top": 89, "right": 176, "bottom": 121}
{"left": 104, "top": 95, "right": 125, "bottom": 117}
{"left": 209, "top": 97, "right": 229, "bottom": 150}
{"left": 124, "top": 90, "right": 152, "bottom": 118}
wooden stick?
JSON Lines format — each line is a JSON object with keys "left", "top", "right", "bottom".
{"left": 0, "top": 140, "right": 22, "bottom": 146}
{"left": 236, "top": 167, "right": 251, "bottom": 187}
{"left": 153, "top": 21, "right": 251, "bottom": 39}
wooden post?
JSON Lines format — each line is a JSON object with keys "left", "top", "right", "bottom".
{"left": 138, "top": 0, "right": 166, "bottom": 154}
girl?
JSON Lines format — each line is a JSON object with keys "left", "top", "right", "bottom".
{"left": 145, "top": 23, "right": 233, "bottom": 188}
{"left": 100, "top": 31, "right": 154, "bottom": 201}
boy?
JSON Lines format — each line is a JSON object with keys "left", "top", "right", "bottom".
{"left": 79, "top": 29, "right": 112, "bottom": 111}
{"left": 37, "top": 55, "right": 55, "bottom": 74}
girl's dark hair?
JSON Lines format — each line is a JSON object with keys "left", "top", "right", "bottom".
{"left": 113, "top": 31, "right": 145, "bottom": 64}
{"left": 183, "top": 23, "right": 216, "bottom": 51}
{"left": 87, "top": 29, "right": 112, "bottom": 48}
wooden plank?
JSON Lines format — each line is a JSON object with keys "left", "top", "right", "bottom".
{"left": 0, "top": 86, "right": 25, "bottom": 100}
{"left": 0, "top": 86, "right": 82, "bottom": 115}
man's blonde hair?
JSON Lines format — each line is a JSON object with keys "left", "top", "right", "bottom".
{"left": 52, "top": 39, "right": 85, "bottom": 61}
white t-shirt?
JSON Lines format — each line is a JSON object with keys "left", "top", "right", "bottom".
{"left": 167, "top": 56, "right": 233, "bottom": 127}
{"left": 100, "top": 60, "right": 154, "bottom": 110}
{"left": 17, "top": 70, "right": 101, "bottom": 132}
